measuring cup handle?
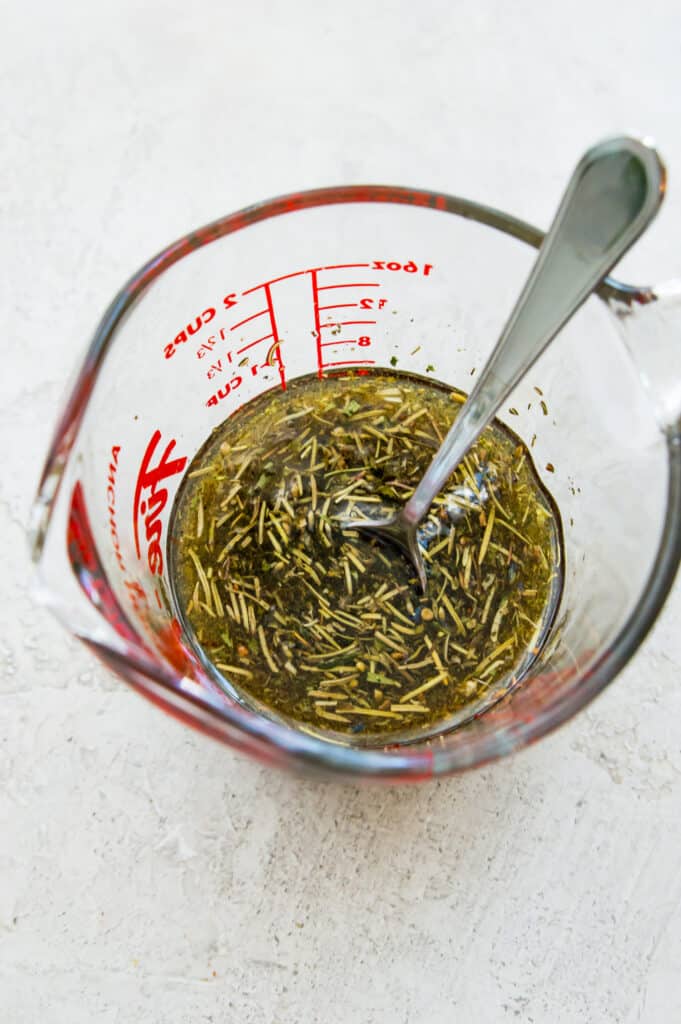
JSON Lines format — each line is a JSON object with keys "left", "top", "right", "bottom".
{"left": 479, "top": 137, "right": 665, "bottom": 401}
{"left": 403, "top": 136, "right": 666, "bottom": 525}
{"left": 609, "top": 278, "right": 681, "bottom": 435}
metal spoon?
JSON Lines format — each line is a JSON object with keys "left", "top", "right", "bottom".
{"left": 345, "top": 136, "right": 666, "bottom": 591}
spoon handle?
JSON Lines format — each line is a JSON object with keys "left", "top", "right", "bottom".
{"left": 402, "top": 136, "right": 666, "bottom": 527}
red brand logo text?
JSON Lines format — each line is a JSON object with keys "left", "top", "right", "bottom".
{"left": 133, "top": 431, "right": 187, "bottom": 575}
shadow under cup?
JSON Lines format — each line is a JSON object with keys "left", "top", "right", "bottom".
{"left": 32, "top": 187, "right": 681, "bottom": 781}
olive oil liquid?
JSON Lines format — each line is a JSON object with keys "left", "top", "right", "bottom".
{"left": 168, "top": 370, "right": 563, "bottom": 744}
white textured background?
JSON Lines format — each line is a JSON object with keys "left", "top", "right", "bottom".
{"left": 2, "top": 2, "right": 681, "bottom": 1021}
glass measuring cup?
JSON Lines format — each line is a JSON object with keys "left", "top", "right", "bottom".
{"left": 31, "top": 186, "right": 681, "bottom": 781}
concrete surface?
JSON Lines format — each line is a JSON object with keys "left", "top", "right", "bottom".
{"left": 2, "top": 1, "right": 681, "bottom": 1021}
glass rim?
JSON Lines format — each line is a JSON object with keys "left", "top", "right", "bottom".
{"left": 32, "top": 184, "right": 681, "bottom": 780}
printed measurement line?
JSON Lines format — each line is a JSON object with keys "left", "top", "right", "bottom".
{"left": 241, "top": 263, "right": 368, "bottom": 298}
{"left": 242, "top": 269, "right": 306, "bottom": 296}
{"left": 209, "top": 263, "right": 383, "bottom": 383}
{"left": 310, "top": 268, "right": 325, "bottom": 379}
{"left": 236, "top": 332, "right": 274, "bottom": 354}
{"left": 263, "top": 281, "right": 286, "bottom": 390}
{"left": 310, "top": 268, "right": 377, "bottom": 376}
{"left": 317, "top": 262, "right": 370, "bottom": 270}
{"left": 317, "top": 282, "right": 380, "bottom": 291}
{"left": 319, "top": 320, "right": 377, "bottom": 330}
{"left": 320, "top": 339, "right": 368, "bottom": 348}
{"left": 323, "top": 359, "right": 375, "bottom": 368}
{"left": 230, "top": 308, "right": 268, "bottom": 331}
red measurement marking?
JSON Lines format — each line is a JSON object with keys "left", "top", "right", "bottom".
{"left": 310, "top": 268, "right": 324, "bottom": 379}
{"left": 243, "top": 263, "right": 373, "bottom": 298}
{"left": 234, "top": 264, "right": 383, "bottom": 381}
{"left": 212, "top": 282, "right": 286, "bottom": 390}
{"left": 323, "top": 359, "right": 375, "bottom": 368}
{"left": 319, "top": 320, "right": 377, "bottom": 329}
{"left": 230, "top": 308, "right": 268, "bottom": 331}
{"left": 317, "top": 262, "right": 370, "bottom": 270}
{"left": 263, "top": 281, "right": 286, "bottom": 389}
{"left": 236, "top": 332, "right": 274, "bottom": 354}
{"left": 320, "top": 339, "right": 369, "bottom": 348}
{"left": 317, "top": 281, "right": 380, "bottom": 291}
{"left": 311, "top": 268, "right": 376, "bottom": 376}
{"left": 242, "top": 269, "right": 305, "bottom": 296}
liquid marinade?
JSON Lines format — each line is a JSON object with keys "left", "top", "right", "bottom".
{"left": 168, "top": 370, "right": 563, "bottom": 740}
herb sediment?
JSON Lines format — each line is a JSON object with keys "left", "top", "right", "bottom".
{"left": 169, "top": 370, "right": 562, "bottom": 738}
